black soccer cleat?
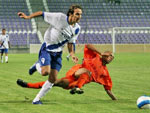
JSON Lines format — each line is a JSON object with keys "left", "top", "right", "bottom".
{"left": 76, "top": 88, "right": 84, "bottom": 94}
{"left": 70, "top": 87, "right": 84, "bottom": 95}
{"left": 17, "top": 79, "right": 28, "bottom": 88}
{"left": 70, "top": 87, "right": 76, "bottom": 94}
{"left": 29, "top": 63, "right": 37, "bottom": 75}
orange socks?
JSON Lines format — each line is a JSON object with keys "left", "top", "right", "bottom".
{"left": 27, "top": 81, "right": 45, "bottom": 89}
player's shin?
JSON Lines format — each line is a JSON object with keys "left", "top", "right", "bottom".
{"left": 28, "top": 81, "right": 45, "bottom": 89}
{"left": 33, "top": 80, "right": 54, "bottom": 102}
{"left": 1, "top": 56, "right": 3, "bottom": 63}
{"left": 5, "top": 56, "right": 8, "bottom": 62}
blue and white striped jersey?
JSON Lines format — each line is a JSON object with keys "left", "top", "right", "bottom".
{"left": 43, "top": 12, "right": 81, "bottom": 52}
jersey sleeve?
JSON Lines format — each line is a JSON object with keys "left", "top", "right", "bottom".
{"left": 43, "top": 12, "right": 63, "bottom": 26}
{"left": 68, "top": 35, "right": 78, "bottom": 43}
{"left": 83, "top": 45, "right": 98, "bottom": 59}
{"left": 68, "top": 26, "right": 81, "bottom": 43}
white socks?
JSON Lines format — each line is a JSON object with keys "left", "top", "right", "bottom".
{"left": 1, "top": 56, "right": 8, "bottom": 63}
{"left": 33, "top": 80, "right": 54, "bottom": 102}
{"left": 5, "top": 56, "right": 8, "bottom": 62}
{"left": 36, "top": 63, "right": 41, "bottom": 74}
{"left": 1, "top": 56, "right": 3, "bottom": 63}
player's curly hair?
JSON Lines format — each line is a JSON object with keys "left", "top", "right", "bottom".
{"left": 67, "top": 4, "right": 82, "bottom": 16}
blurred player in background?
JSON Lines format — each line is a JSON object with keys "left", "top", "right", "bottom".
{"left": 0, "top": 28, "right": 10, "bottom": 63}
{"left": 18, "top": 4, "right": 82, "bottom": 104}
{"left": 66, "top": 37, "right": 79, "bottom": 61}
{"left": 17, "top": 44, "right": 117, "bottom": 100}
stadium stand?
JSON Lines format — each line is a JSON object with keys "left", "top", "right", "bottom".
{"left": 0, "top": 0, "right": 150, "bottom": 47}
{"left": 0, "top": 0, "right": 40, "bottom": 47}
{"left": 46, "top": 0, "right": 150, "bottom": 44}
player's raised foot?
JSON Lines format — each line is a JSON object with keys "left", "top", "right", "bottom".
{"left": 29, "top": 63, "right": 37, "bottom": 75}
{"left": 32, "top": 100, "right": 43, "bottom": 105}
{"left": 17, "top": 79, "right": 28, "bottom": 88}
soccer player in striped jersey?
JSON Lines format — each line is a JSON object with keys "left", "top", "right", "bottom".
{"left": 18, "top": 4, "right": 82, "bottom": 104}
{"left": 0, "top": 29, "right": 10, "bottom": 63}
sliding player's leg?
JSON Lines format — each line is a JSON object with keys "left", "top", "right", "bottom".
{"left": 17, "top": 77, "right": 71, "bottom": 89}
{"left": 17, "top": 79, "right": 45, "bottom": 88}
{"left": 70, "top": 73, "right": 90, "bottom": 94}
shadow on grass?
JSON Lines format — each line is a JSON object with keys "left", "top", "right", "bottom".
{"left": 0, "top": 99, "right": 114, "bottom": 105}
{"left": 0, "top": 100, "right": 31, "bottom": 104}
{"left": 42, "top": 99, "right": 117, "bottom": 105}
{"left": 0, "top": 98, "right": 136, "bottom": 109}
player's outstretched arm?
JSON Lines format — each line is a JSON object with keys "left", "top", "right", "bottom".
{"left": 105, "top": 89, "right": 117, "bottom": 100}
{"left": 86, "top": 44, "right": 112, "bottom": 57}
{"left": 67, "top": 43, "right": 78, "bottom": 63}
{"left": 18, "top": 11, "right": 43, "bottom": 19}
{"left": 86, "top": 44, "right": 102, "bottom": 56}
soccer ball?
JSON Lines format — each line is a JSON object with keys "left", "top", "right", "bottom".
{"left": 137, "top": 95, "right": 150, "bottom": 109}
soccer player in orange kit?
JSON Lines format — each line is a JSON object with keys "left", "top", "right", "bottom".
{"left": 17, "top": 44, "right": 117, "bottom": 100}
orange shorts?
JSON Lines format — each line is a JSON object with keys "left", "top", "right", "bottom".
{"left": 60, "top": 75, "right": 78, "bottom": 89}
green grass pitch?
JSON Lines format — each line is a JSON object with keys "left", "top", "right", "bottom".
{"left": 0, "top": 52, "right": 150, "bottom": 113}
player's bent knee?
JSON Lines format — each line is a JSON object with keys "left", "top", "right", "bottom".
{"left": 41, "top": 65, "right": 50, "bottom": 76}
{"left": 41, "top": 70, "right": 50, "bottom": 76}
{"left": 48, "top": 77, "right": 57, "bottom": 83}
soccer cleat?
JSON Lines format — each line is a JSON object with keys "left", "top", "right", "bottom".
{"left": 17, "top": 79, "right": 28, "bottom": 88}
{"left": 76, "top": 88, "right": 84, "bottom": 94}
{"left": 32, "top": 100, "right": 43, "bottom": 105}
{"left": 29, "top": 63, "right": 37, "bottom": 75}
{"left": 70, "top": 87, "right": 84, "bottom": 95}
{"left": 70, "top": 87, "right": 76, "bottom": 94}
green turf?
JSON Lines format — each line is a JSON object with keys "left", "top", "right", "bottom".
{"left": 0, "top": 53, "right": 150, "bottom": 113}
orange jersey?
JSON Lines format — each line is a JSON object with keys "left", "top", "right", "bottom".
{"left": 83, "top": 45, "right": 98, "bottom": 59}
{"left": 81, "top": 45, "right": 112, "bottom": 90}
{"left": 62, "top": 45, "right": 112, "bottom": 90}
